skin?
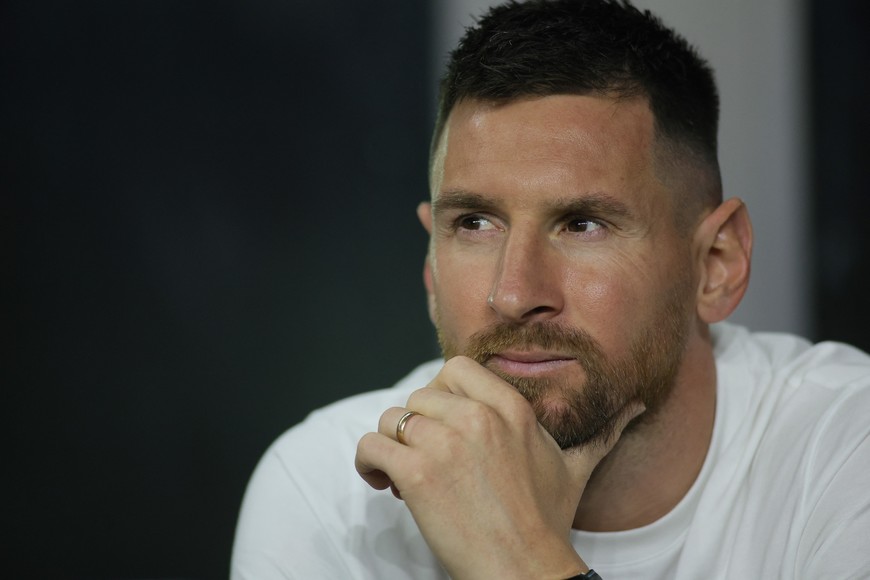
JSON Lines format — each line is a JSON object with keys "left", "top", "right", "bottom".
{"left": 355, "top": 94, "right": 753, "bottom": 579}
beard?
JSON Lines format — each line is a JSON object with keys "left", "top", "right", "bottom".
{"left": 435, "top": 283, "right": 693, "bottom": 450}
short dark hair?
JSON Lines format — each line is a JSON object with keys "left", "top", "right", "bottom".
{"left": 432, "top": 0, "right": 722, "bottom": 210}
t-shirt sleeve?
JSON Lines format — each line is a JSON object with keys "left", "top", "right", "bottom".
{"left": 798, "top": 387, "right": 870, "bottom": 578}
{"left": 230, "top": 430, "right": 356, "bottom": 579}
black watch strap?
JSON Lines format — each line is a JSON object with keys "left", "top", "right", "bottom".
{"left": 566, "top": 570, "right": 602, "bottom": 580}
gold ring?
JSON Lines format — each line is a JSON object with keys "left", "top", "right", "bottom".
{"left": 396, "top": 411, "right": 420, "bottom": 445}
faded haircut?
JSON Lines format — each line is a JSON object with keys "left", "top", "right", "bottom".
{"left": 431, "top": 0, "right": 723, "bottom": 219}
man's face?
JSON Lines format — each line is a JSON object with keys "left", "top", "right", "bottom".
{"left": 422, "top": 94, "right": 698, "bottom": 449}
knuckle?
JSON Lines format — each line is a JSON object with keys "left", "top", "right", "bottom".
{"left": 462, "top": 400, "right": 499, "bottom": 437}
{"left": 442, "top": 422, "right": 464, "bottom": 446}
{"left": 355, "top": 432, "right": 376, "bottom": 456}
{"left": 406, "top": 458, "right": 432, "bottom": 485}
{"left": 504, "top": 393, "right": 536, "bottom": 424}
{"left": 377, "top": 407, "right": 405, "bottom": 434}
{"left": 405, "top": 388, "right": 426, "bottom": 408}
{"left": 397, "top": 452, "right": 441, "bottom": 492}
{"left": 443, "top": 355, "right": 474, "bottom": 373}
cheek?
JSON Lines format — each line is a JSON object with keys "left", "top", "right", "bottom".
{"left": 561, "top": 257, "right": 652, "bottom": 354}
{"left": 431, "top": 252, "right": 494, "bottom": 333}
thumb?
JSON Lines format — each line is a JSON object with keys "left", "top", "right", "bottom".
{"left": 563, "top": 400, "right": 646, "bottom": 484}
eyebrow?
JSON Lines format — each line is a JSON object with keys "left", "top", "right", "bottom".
{"left": 432, "top": 190, "right": 498, "bottom": 215}
{"left": 433, "top": 188, "right": 634, "bottom": 221}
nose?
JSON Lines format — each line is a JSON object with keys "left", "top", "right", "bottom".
{"left": 487, "top": 229, "right": 564, "bottom": 323}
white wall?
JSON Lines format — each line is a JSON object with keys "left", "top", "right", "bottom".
{"left": 433, "top": 0, "right": 810, "bottom": 335}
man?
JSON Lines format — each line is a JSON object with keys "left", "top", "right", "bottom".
{"left": 231, "top": 1, "right": 870, "bottom": 578}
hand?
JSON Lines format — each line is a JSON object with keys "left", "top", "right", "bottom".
{"left": 355, "top": 356, "right": 644, "bottom": 579}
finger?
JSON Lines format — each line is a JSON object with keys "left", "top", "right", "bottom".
{"left": 562, "top": 400, "right": 646, "bottom": 483}
{"left": 377, "top": 407, "right": 425, "bottom": 444}
{"left": 355, "top": 431, "right": 410, "bottom": 489}
{"left": 405, "top": 386, "right": 476, "bottom": 422}
{"left": 428, "top": 356, "right": 527, "bottom": 409}
{"left": 598, "top": 400, "right": 647, "bottom": 451}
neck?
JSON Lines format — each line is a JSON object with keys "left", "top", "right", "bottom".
{"left": 572, "top": 330, "right": 717, "bottom": 531}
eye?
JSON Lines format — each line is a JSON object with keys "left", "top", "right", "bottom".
{"left": 565, "top": 217, "right": 604, "bottom": 234}
{"left": 457, "top": 215, "right": 497, "bottom": 231}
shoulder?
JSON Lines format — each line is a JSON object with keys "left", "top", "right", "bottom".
{"left": 713, "top": 322, "right": 870, "bottom": 446}
{"left": 231, "top": 360, "right": 445, "bottom": 579}
{"left": 249, "top": 357, "right": 443, "bottom": 498}
{"left": 713, "top": 322, "right": 870, "bottom": 407}
{"left": 705, "top": 324, "right": 870, "bottom": 575}
{"left": 715, "top": 324, "right": 870, "bottom": 486}
{"left": 711, "top": 323, "right": 870, "bottom": 515}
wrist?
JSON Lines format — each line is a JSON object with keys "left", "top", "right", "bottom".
{"left": 565, "top": 570, "right": 602, "bottom": 580}
{"left": 535, "top": 541, "right": 589, "bottom": 580}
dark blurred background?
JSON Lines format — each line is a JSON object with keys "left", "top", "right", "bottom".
{"left": 5, "top": 1, "right": 434, "bottom": 577}
{"left": 3, "top": 0, "right": 868, "bottom": 578}
{"left": 811, "top": 0, "right": 870, "bottom": 349}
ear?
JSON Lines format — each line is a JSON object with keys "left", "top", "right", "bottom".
{"left": 417, "top": 201, "right": 433, "bottom": 234}
{"left": 693, "top": 198, "right": 753, "bottom": 323}
{"left": 417, "top": 202, "right": 437, "bottom": 323}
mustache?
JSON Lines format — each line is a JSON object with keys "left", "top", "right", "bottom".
{"left": 462, "top": 321, "right": 606, "bottom": 369}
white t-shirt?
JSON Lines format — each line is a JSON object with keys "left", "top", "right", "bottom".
{"left": 231, "top": 324, "right": 870, "bottom": 579}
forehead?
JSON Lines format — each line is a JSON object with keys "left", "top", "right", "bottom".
{"left": 433, "top": 94, "right": 661, "bottom": 208}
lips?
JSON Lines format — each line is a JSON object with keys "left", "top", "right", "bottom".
{"left": 488, "top": 351, "right": 577, "bottom": 377}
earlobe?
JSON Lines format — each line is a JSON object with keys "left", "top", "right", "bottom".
{"left": 417, "top": 202, "right": 433, "bottom": 234}
{"left": 694, "top": 198, "right": 753, "bottom": 324}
